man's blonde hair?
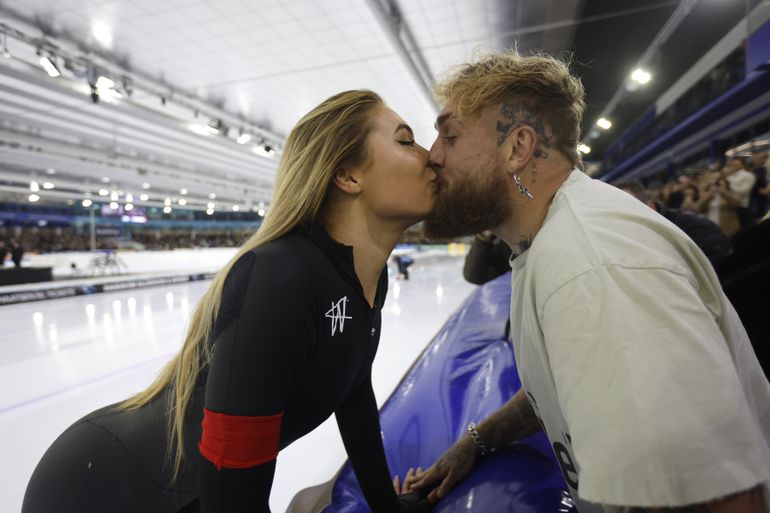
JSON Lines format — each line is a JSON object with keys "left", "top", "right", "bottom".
{"left": 435, "top": 50, "right": 586, "bottom": 167}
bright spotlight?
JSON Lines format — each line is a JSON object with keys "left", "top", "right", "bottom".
{"left": 28, "top": 194, "right": 40, "bottom": 202}
{"left": 30, "top": 181, "right": 40, "bottom": 192}
{"left": 92, "top": 21, "right": 113, "bottom": 47}
{"left": 163, "top": 206, "right": 172, "bottom": 214}
{"left": 208, "top": 193, "right": 216, "bottom": 199}
{"left": 109, "top": 201, "right": 119, "bottom": 209}
{"left": 206, "top": 208, "right": 214, "bottom": 215}
{"left": 232, "top": 205, "right": 240, "bottom": 212}
{"left": 577, "top": 143, "right": 591, "bottom": 155}
{"left": 258, "top": 208, "right": 266, "bottom": 217}
{"left": 98, "top": 189, "right": 109, "bottom": 196}
{"left": 597, "top": 118, "right": 612, "bottom": 130}
{"left": 141, "top": 182, "right": 151, "bottom": 190}
{"left": 125, "top": 203, "right": 134, "bottom": 211}
{"left": 631, "top": 68, "right": 652, "bottom": 84}
{"left": 178, "top": 198, "right": 187, "bottom": 206}
{"left": 39, "top": 54, "right": 60, "bottom": 77}
{"left": 139, "top": 193, "right": 149, "bottom": 201}
{"left": 237, "top": 132, "right": 252, "bottom": 144}
{"left": 82, "top": 199, "right": 93, "bottom": 207}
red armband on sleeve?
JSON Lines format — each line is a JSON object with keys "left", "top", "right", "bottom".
{"left": 198, "top": 407, "right": 283, "bottom": 470}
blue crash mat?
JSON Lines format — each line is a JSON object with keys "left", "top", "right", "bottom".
{"left": 322, "top": 272, "right": 576, "bottom": 513}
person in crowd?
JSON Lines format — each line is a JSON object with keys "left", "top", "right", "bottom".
{"left": 0, "top": 240, "right": 7, "bottom": 268}
{"left": 750, "top": 151, "right": 769, "bottom": 221}
{"left": 693, "top": 170, "right": 742, "bottom": 237}
{"left": 10, "top": 239, "right": 24, "bottom": 268}
{"left": 714, "top": 211, "right": 770, "bottom": 380}
{"left": 462, "top": 230, "right": 513, "bottom": 285}
{"left": 410, "top": 50, "right": 769, "bottom": 513}
{"left": 22, "top": 90, "right": 434, "bottom": 513}
{"left": 724, "top": 156, "right": 757, "bottom": 228}
{"left": 616, "top": 181, "right": 730, "bottom": 265}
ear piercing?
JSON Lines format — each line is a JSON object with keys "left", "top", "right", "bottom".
{"left": 513, "top": 174, "right": 534, "bottom": 199}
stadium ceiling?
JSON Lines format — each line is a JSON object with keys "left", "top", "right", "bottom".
{"left": 0, "top": 0, "right": 760, "bottom": 211}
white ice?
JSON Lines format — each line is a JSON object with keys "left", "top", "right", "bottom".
{"left": 0, "top": 255, "right": 475, "bottom": 513}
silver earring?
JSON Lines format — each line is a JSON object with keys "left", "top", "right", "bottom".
{"left": 513, "top": 173, "right": 534, "bottom": 199}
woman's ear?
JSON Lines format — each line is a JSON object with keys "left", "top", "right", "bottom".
{"left": 332, "top": 167, "right": 362, "bottom": 194}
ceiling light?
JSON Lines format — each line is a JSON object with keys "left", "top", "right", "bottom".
{"left": 109, "top": 201, "right": 119, "bottom": 209}
{"left": 101, "top": 177, "right": 110, "bottom": 183}
{"left": 46, "top": 168, "right": 56, "bottom": 175}
{"left": 139, "top": 193, "right": 149, "bottom": 201}
{"left": 125, "top": 203, "right": 134, "bottom": 211}
{"left": 125, "top": 193, "right": 133, "bottom": 202}
{"left": 39, "top": 53, "right": 61, "bottom": 78}
{"left": 206, "top": 208, "right": 214, "bottom": 215}
{"left": 179, "top": 188, "right": 188, "bottom": 195}
{"left": 82, "top": 199, "right": 93, "bottom": 207}
{"left": 30, "top": 181, "right": 39, "bottom": 192}
{"left": 110, "top": 191, "right": 119, "bottom": 201}
{"left": 258, "top": 208, "right": 266, "bottom": 217}
{"left": 141, "top": 182, "right": 151, "bottom": 190}
{"left": 164, "top": 198, "right": 171, "bottom": 206}
{"left": 178, "top": 198, "right": 187, "bottom": 206}
{"left": 98, "top": 189, "right": 109, "bottom": 196}
{"left": 237, "top": 132, "right": 252, "bottom": 144}
{"left": 631, "top": 68, "right": 652, "bottom": 84}
{"left": 163, "top": 206, "right": 172, "bottom": 214}
{"left": 96, "top": 76, "right": 115, "bottom": 90}
{"left": 597, "top": 118, "right": 612, "bottom": 130}
{"left": 208, "top": 193, "right": 216, "bottom": 199}
{"left": 42, "top": 182, "right": 55, "bottom": 189}
{"left": 189, "top": 124, "right": 210, "bottom": 136}
{"left": 232, "top": 205, "right": 240, "bottom": 212}
{"left": 28, "top": 194, "right": 40, "bottom": 202}
{"left": 207, "top": 202, "right": 215, "bottom": 209}
{"left": 577, "top": 143, "right": 591, "bottom": 155}
{"left": 91, "top": 21, "right": 113, "bottom": 47}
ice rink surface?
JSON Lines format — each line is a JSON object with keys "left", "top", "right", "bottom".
{"left": 1, "top": 255, "right": 476, "bottom": 513}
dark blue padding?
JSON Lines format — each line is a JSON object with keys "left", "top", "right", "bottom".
{"left": 321, "top": 272, "right": 576, "bottom": 513}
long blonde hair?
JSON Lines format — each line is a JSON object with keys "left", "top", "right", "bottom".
{"left": 121, "top": 90, "right": 383, "bottom": 479}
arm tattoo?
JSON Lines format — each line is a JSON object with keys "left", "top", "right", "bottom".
{"left": 482, "top": 390, "right": 542, "bottom": 448}
{"left": 628, "top": 485, "right": 766, "bottom": 513}
{"left": 496, "top": 102, "right": 552, "bottom": 159}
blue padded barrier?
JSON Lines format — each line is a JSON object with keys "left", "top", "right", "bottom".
{"left": 321, "top": 272, "right": 576, "bottom": 513}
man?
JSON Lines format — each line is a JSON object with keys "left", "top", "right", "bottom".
{"left": 411, "top": 51, "right": 769, "bottom": 512}
{"left": 724, "top": 157, "right": 757, "bottom": 228}
{"left": 615, "top": 181, "right": 730, "bottom": 265}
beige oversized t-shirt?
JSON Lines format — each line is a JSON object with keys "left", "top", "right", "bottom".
{"left": 509, "top": 169, "right": 770, "bottom": 512}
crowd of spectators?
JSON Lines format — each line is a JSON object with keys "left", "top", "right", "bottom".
{"left": 0, "top": 227, "right": 249, "bottom": 259}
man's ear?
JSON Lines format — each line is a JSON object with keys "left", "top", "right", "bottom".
{"left": 505, "top": 125, "right": 538, "bottom": 172}
{"left": 331, "top": 167, "right": 362, "bottom": 194}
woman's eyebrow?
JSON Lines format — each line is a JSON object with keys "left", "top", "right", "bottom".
{"left": 394, "top": 123, "right": 414, "bottom": 136}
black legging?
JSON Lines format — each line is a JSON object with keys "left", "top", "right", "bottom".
{"left": 22, "top": 386, "right": 203, "bottom": 513}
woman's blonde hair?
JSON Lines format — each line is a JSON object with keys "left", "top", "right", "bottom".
{"left": 120, "top": 89, "right": 383, "bottom": 479}
{"left": 434, "top": 50, "right": 586, "bottom": 167}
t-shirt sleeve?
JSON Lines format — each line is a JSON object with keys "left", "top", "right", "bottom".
{"left": 540, "top": 264, "right": 769, "bottom": 508}
{"left": 199, "top": 249, "right": 315, "bottom": 512}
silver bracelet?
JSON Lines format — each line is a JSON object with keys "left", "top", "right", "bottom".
{"left": 467, "top": 422, "right": 494, "bottom": 456}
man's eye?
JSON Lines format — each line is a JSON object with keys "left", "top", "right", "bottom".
{"left": 397, "top": 140, "right": 416, "bottom": 146}
{"left": 444, "top": 135, "right": 457, "bottom": 142}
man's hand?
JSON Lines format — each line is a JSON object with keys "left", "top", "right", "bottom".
{"left": 409, "top": 435, "right": 479, "bottom": 502}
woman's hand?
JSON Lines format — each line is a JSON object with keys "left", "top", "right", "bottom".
{"left": 393, "top": 467, "right": 422, "bottom": 494}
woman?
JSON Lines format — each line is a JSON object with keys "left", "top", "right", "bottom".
{"left": 22, "top": 90, "right": 436, "bottom": 513}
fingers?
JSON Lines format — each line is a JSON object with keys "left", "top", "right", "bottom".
{"left": 409, "top": 464, "right": 438, "bottom": 489}
{"left": 393, "top": 474, "right": 400, "bottom": 494}
{"left": 402, "top": 467, "right": 416, "bottom": 493}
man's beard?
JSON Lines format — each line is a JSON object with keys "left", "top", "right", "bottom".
{"left": 422, "top": 167, "right": 510, "bottom": 240}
